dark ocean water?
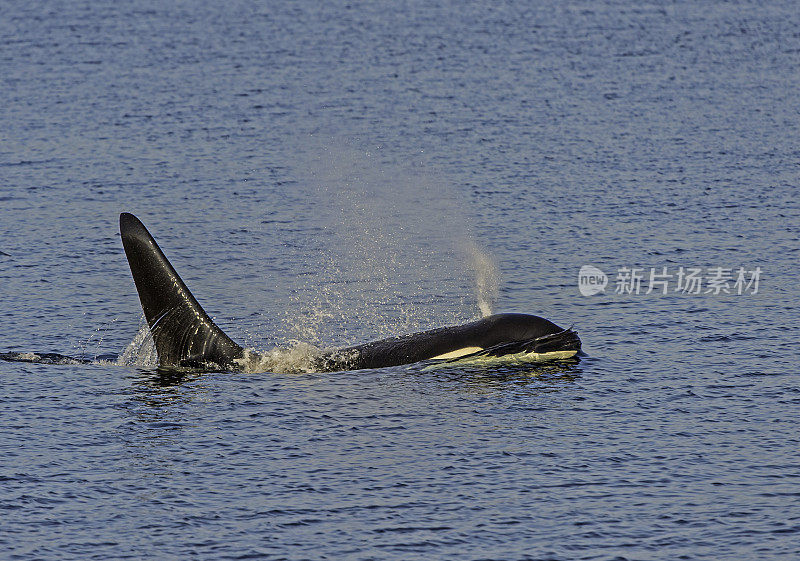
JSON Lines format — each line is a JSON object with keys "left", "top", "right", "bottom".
{"left": 2, "top": 1, "right": 799, "bottom": 559}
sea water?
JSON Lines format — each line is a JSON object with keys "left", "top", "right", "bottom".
{"left": 1, "top": 1, "right": 798, "bottom": 559}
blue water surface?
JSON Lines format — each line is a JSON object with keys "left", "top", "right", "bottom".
{"left": 1, "top": 1, "right": 799, "bottom": 559}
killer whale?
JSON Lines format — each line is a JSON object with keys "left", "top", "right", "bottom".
{"left": 119, "top": 213, "right": 580, "bottom": 371}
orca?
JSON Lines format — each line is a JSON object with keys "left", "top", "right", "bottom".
{"left": 119, "top": 213, "right": 581, "bottom": 372}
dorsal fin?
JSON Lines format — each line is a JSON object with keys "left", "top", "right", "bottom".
{"left": 119, "top": 213, "right": 243, "bottom": 369}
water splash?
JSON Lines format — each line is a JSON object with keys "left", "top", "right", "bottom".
{"left": 236, "top": 343, "right": 323, "bottom": 374}
{"left": 117, "top": 317, "right": 158, "bottom": 368}
{"left": 281, "top": 138, "right": 502, "bottom": 346}
{"left": 466, "top": 243, "right": 500, "bottom": 317}
{"left": 73, "top": 317, "right": 118, "bottom": 362}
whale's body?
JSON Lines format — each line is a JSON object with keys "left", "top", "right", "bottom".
{"left": 119, "top": 213, "right": 580, "bottom": 371}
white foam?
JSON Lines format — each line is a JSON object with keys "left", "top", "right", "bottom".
{"left": 235, "top": 342, "right": 323, "bottom": 374}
